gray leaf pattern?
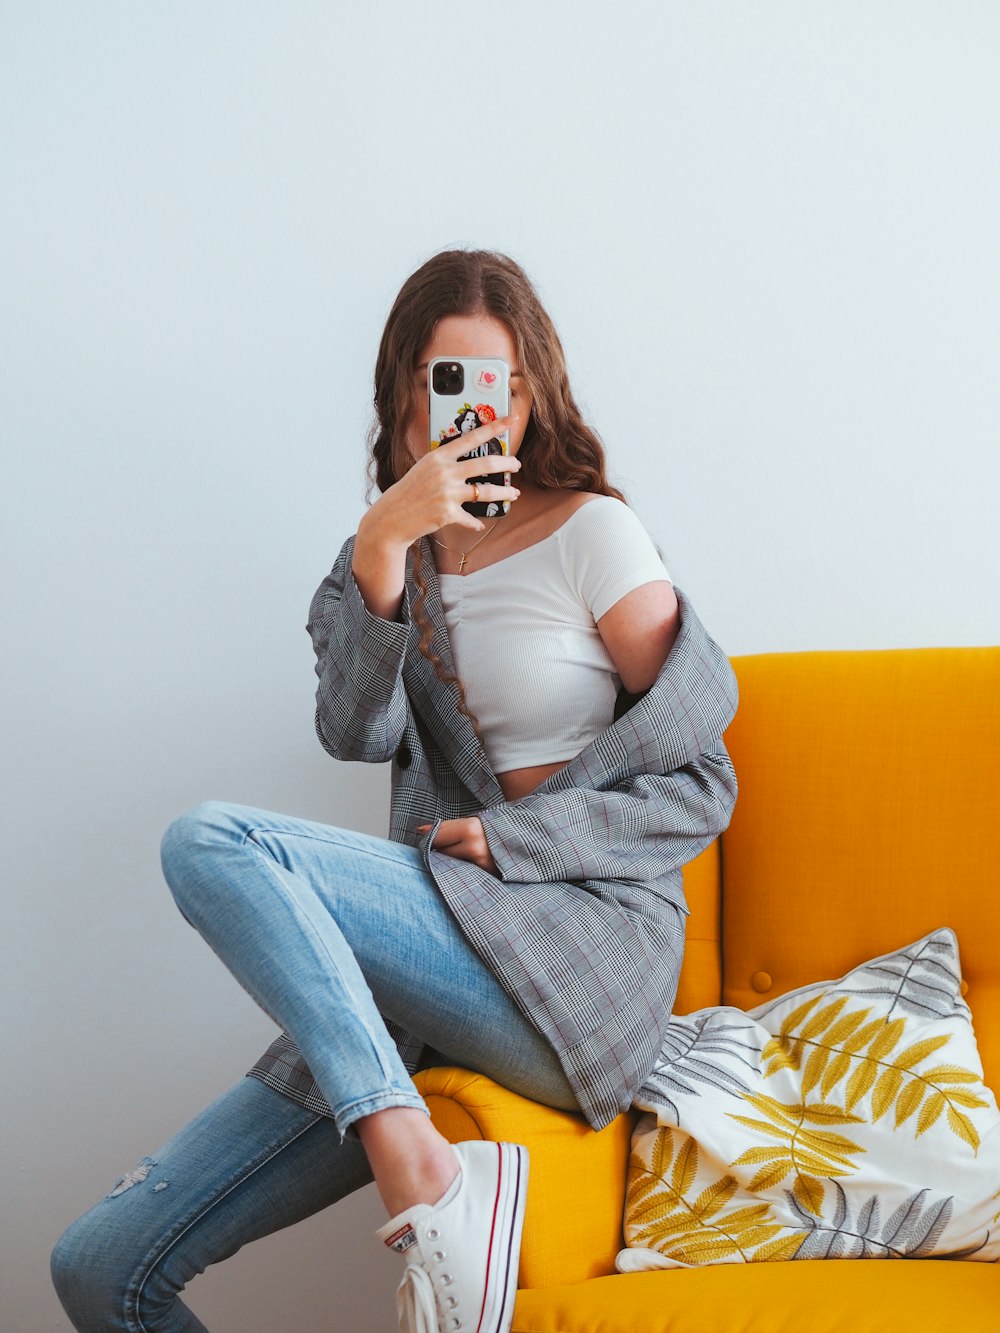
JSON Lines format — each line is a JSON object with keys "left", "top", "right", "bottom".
{"left": 635, "top": 1011, "right": 761, "bottom": 1125}
{"left": 789, "top": 1182, "right": 966, "bottom": 1259}
{"left": 830, "top": 932, "right": 970, "bottom": 1023}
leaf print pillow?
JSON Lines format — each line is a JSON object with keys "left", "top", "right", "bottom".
{"left": 618, "top": 928, "right": 1000, "bottom": 1269}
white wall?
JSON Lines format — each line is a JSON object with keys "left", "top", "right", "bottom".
{"left": 3, "top": 2, "right": 998, "bottom": 1328}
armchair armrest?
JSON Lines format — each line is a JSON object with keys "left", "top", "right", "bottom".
{"left": 414, "top": 1066, "right": 634, "bottom": 1289}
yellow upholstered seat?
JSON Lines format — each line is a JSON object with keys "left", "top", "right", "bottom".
{"left": 511, "top": 1260, "right": 1000, "bottom": 1333}
{"left": 417, "top": 647, "right": 1000, "bottom": 1330}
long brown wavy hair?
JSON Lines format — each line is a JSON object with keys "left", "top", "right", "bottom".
{"left": 367, "top": 248, "right": 627, "bottom": 731}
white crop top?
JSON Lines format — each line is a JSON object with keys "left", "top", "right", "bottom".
{"left": 437, "top": 495, "right": 672, "bottom": 773}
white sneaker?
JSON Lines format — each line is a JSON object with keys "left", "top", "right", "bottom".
{"left": 377, "top": 1140, "right": 529, "bottom": 1333}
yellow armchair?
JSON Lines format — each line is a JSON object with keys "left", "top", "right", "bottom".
{"left": 417, "top": 647, "right": 1000, "bottom": 1332}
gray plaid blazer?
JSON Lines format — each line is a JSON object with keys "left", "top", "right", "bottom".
{"left": 249, "top": 532, "right": 738, "bottom": 1129}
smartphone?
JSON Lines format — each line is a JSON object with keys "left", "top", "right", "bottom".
{"left": 428, "top": 356, "right": 511, "bottom": 517}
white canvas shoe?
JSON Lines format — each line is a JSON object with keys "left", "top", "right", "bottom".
{"left": 377, "top": 1140, "right": 529, "bottom": 1333}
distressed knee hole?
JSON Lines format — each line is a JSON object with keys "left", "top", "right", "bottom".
{"left": 107, "top": 1157, "right": 156, "bottom": 1198}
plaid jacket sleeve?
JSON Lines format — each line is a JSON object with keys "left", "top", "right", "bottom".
{"left": 478, "top": 747, "right": 735, "bottom": 884}
{"left": 308, "top": 536, "right": 412, "bottom": 763}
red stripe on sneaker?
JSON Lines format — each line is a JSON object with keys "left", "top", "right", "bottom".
{"left": 475, "top": 1142, "right": 504, "bottom": 1333}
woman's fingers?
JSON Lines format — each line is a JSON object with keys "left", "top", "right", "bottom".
{"left": 444, "top": 506, "right": 493, "bottom": 533}
{"left": 435, "top": 416, "right": 518, "bottom": 458}
{"left": 465, "top": 480, "right": 520, "bottom": 500}
{"left": 444, "top": 452, "right": 521, "bottom": 528}
{"left": 457, "top": 454, "right": 520, "bottom": 484}
{"left": 415, "top": 818, "right": 498, "bottom": 875}
{"left": 431, "top": 828, "right": 466, "bottom": 851}
{"left": 368, "top": 413, "right": 523, "bottom": 545}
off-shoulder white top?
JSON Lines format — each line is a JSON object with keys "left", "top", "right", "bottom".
{"left": 437, "top": 495, "right": 672, "bottom": 773}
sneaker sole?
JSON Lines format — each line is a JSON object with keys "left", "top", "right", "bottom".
{"left": 476, "top": 1142, "right": 528, "bottom": 1333}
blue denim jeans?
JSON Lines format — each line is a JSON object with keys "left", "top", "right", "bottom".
{"left": 52, "top": 801, "right": 576, "bottom": 1331}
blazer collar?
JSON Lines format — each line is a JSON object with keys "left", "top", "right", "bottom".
{"left": 403, "top": 539, "right": 506, "bottom": 808}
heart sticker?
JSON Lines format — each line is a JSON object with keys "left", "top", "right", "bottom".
{"left": 474, "top": 366, "right": 502, "bottom": 392}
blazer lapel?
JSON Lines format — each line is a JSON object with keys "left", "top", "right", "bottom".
{"left": 403, "top": 540, "right": 506, "bottom": 808}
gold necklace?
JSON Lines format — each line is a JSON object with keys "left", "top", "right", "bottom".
{"left": 431, "top": 519, "right": 503, "bottom": 574}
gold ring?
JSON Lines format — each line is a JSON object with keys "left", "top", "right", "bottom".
{"left": 472, "top": 483, "right": 480, "bottom": 503}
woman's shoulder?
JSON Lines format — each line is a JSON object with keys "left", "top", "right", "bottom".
{"left": 503, "top": 488, "right": 614, "bottom": 552}
{"left": 556, "top": 492, "right": 650, "bottom": 542}
{"left": 555, "top": 492, "right": 669, "bottom": 586}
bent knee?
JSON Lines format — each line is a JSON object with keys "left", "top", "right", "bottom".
{"left": 159, "top": 800, "right": 242, "bottom": 920}
{"left": 52, "top": 1211, "right": 130, "bottom": 1330}
{"left": 160, "top": 800, "right": 233, "bottom": 863}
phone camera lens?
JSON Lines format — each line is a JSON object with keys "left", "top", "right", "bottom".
{"left": 432, "top": 361, "right": 465, "bottom": 396}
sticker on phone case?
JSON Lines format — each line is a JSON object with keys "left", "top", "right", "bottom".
{"left": 474, "top": 366, "right": 502, "bottom": 393}
{"left": 434, "top": 402, "right": 503, "bottom": 447}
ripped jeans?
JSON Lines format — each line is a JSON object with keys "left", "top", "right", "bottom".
{"left": 51, "top": 801, "right": 576, "bottom": 1332}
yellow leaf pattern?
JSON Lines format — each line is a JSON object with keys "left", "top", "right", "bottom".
{"left": 625, "top": 1129, "right": 800, "bottom": 1264}
{"left": 821, "top": 1051, "right": 851, "bottom": 1099}
{"left": 728, "top": 1094, "right": 865, "bottom": 1215}
{"left": 760, "top": 989, "right": 986, "bottom": 1152}
{"left": 894, "top": 1080, "right": 924, "bottom": 1127}
{"left": 845, "top": 1058, "right": 878, "bottom": 1110}
{"left": 792, "top": 1174, "right": 825, "bottom": 1216}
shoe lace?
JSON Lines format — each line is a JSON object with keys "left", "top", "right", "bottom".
{"left": 395, "top": 1261, "right": 443, "bottom": 1333}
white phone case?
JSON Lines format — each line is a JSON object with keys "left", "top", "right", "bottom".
{"left": 428, "top": 356, "right": 511, "bottom": 517}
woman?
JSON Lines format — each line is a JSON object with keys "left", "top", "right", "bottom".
{"left": 52, "top": 250, "right": 738, "bottom": 1333}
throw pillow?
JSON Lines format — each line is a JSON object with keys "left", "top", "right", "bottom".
{"left": 618, "top": 928, "right": 1000, "bottom": 1269}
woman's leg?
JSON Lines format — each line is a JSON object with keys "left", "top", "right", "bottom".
{"left": 51, "top": 1075, "right": 370, "bottom": 1333}
{"left": 158, "top": 800, "right": 576, "bottom": 1331}
{"left": 158, "top": 801, "right": 577, "bottom": 1138}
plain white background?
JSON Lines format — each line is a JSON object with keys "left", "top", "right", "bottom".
{"left": 3, "top": 3, "right": 998, "bottom": 1329}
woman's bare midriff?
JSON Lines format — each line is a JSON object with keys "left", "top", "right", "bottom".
{"left": 496, "top": 760, "right": 571, "bottom": 803}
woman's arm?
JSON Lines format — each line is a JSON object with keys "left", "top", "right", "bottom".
{"left": 308, "top": 537, "right": 413, "bottom": 763}
{"left": 313, "top": 420, "right": 523, "bottom": 760}
{"left": 597, "top": 580, "right": 679, "bottom": 694}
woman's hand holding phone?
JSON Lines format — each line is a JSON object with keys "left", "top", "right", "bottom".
{"left": 370, "top": 416, "right": 522, "bottom": 547}
{"left": 351, "top": 417, "right": 520, "bottom": 621}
